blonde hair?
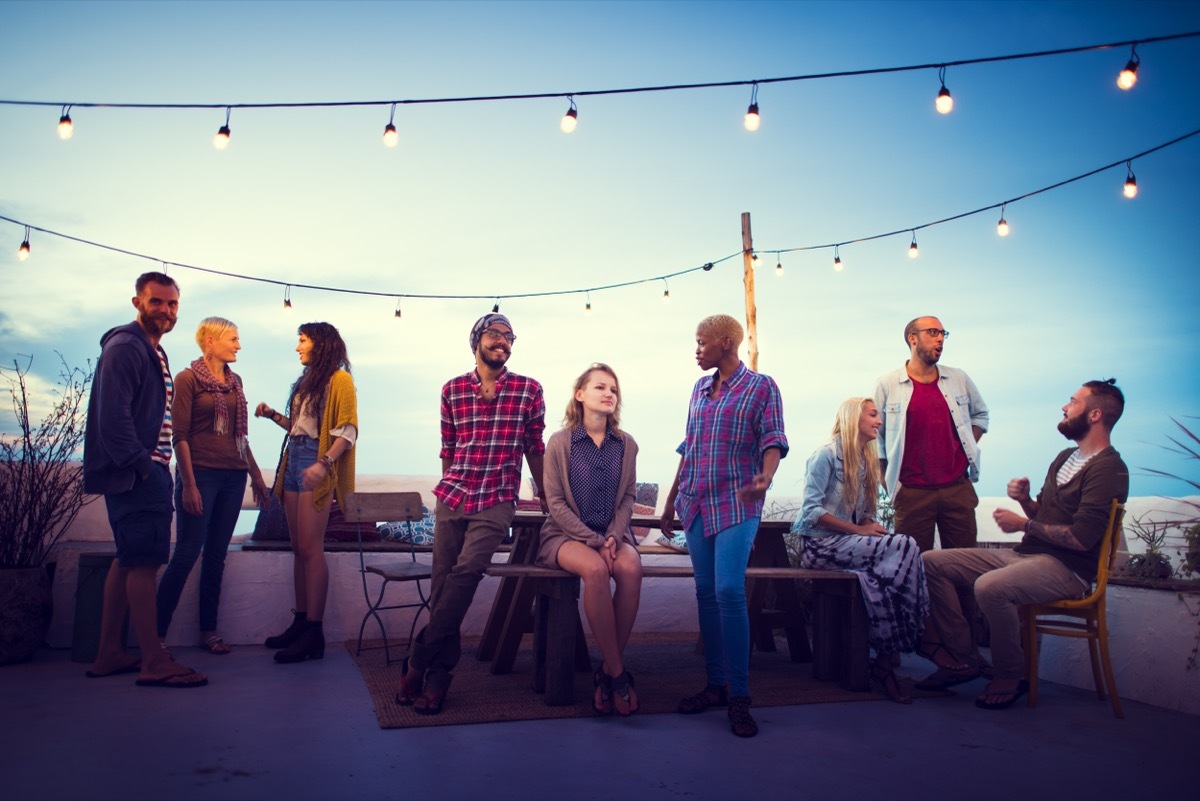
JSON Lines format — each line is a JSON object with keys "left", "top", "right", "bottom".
{"left": 831, "top": 397, "right": 882, "bottom": 520}
{"left": 696, "top": 314, "right": 743, "bottom": 348}
{"left": 195, "top": 317, "right": 237, "bottom": 353}
{"left": 563, "top": 363, "right": 622, "bottom": 435}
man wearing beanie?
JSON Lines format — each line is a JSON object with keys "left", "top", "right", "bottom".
{"left": 396, "top": 312, "right": 547, "bottom": 714}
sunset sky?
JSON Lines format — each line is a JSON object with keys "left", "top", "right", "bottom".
{"left": 3, "top": 0, "right": 1199, "bottom": 501}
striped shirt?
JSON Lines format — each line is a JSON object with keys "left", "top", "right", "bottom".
{"left": 150, "top": 347, "right": 174, "bottom": 466}
{"left": 434, "top": 367, "right": 547, "bottom": 514}
{"left": 674, "top": 361, "right": 788, "bottom": 537}
{"left": 1055, "top": 448, "right": 1095, "bottom": 486}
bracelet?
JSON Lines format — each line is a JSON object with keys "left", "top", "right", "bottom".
{"left": 319, "top": 455, "right": 335, "bottom": 471}
{"left": 272, "top": 411, "right": 283, "bottom": 424}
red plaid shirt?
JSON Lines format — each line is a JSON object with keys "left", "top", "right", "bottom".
{"left": 434, "top": 368, "right": 546, "bottom": 513}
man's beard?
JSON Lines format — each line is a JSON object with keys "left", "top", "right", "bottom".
{"left": 139, "top": 308, "right": 176, "bottom": 336}
{"left": 916, "top": 343, "right": 941, "bottom": 365}
{"left": 1058, "top": 411, "right": 1091, "bottom": 441}
{"left": 479, "top": 347, "right": 509, "bottom": 369}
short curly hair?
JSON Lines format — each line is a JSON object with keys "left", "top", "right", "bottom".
{"left": 696, "top": 314, "right": 743, "bottom": 347}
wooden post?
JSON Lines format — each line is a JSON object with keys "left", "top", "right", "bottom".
{"left": 741, "top": 212, "right": 758, "bottom": 370}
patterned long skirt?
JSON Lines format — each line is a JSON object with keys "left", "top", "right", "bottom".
{"left": 800, "top": 533, "right": 930, "bottom": 654}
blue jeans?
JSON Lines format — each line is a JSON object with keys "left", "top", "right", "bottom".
{"left": 156, "top": 467, "right": 248, "bottom": 636}
{"left": 685, "top": 514, "right": 759, "bottom": 697}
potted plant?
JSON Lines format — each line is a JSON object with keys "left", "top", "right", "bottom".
{"left": 0, "top": 354, "right": 93, "bottom": 664}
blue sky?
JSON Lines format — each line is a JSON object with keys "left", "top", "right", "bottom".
{"left": 2, "top": 0, "right": 1199, "bottom": 500}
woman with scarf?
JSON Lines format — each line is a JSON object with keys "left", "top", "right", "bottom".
{"left": 156, "top": 317, "right": 271, "bottom": 654}
{"left": 255, "top": 322, "right": 357, "bottom": 664}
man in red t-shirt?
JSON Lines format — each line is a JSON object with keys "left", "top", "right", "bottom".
{"left": 873, "top": 316, "right": 989, "bottom": 551}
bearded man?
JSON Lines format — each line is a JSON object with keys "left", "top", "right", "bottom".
{"left": 915, "top": 380, "right": 1129, "bottom": 711}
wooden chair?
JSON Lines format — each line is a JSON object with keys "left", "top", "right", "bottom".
{"left": 344, "top": 492, "right": 433, "bottom": 666}
{"left": 1021, "top": 498, "right": 1126, "bottom": 718}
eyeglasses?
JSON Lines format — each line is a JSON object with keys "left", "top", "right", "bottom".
{"left": 917, "top": 328, "right": 950, "bottom": 339}
{"left": 482, "top": 327, "right": 516, "bottom": 344}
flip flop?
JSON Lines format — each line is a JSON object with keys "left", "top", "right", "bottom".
{"left": 135, "top": 671, "right": 209, "bottom": 689}
{"left": 914, "top": 665, "right": 981, "bottom": 691}
{"left": 975, "top": 680, "right": 1029, "bottom": 710}
{"left": 85, "top": 660, "right": 141, "bottom": 678}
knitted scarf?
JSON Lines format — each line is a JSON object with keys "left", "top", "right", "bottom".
{"left": 190, "top": 357, "right": 249, "bottom": 458}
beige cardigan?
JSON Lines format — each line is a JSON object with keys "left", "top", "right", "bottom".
{"left": 535, "top": 426, "right": 639, "bottom": 568}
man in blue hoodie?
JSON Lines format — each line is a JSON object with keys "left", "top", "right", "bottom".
{"left": 82, "top": 272, "right": 206, "bottom": 687}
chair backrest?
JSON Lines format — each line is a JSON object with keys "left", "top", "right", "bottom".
{"left": 1089, "top": 499, "right": 1126, "bottom": 599}
{"left": 342, "top": 492, "right": 424, "bottom": 525}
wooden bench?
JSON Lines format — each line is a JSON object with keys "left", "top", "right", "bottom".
{"left": 483, "top": 560, "right": 867, "bottom": 705}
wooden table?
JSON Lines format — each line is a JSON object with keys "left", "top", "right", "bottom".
{"left": 477, "top": 512, "right": 814, "bottom": 673}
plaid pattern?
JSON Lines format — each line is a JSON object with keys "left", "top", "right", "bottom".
{"left": 674, "top": 362, "right": 788, "bottom": 537}
{"left": 434, "top": 368, "right": 546, "bottom": 514}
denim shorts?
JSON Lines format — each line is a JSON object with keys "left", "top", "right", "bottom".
{"left": 283, "top": 436, "right": 318, "bottom": 492}
{"left": 104, "top": 462, "right": 173, "bottom": 568}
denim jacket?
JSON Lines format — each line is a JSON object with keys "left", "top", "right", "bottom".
{"left": 791, "top": 439, "right": 874, "bottom": 537}
{"left": 873, "top": 364, "right": 989, "bottom": 498}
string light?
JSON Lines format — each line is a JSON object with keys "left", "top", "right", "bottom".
{"left": 775, "top": 253, "right": 783, "bottom": 276}
{"left": 560, "top": 97, "right": 578, "bottom": 133}
{"left": 997, "top": 203, "right": 1010, "bottom": 236}
{"left": 1117, "top": 45, "right": 1140, "bottom": 90}
{"left": 394, "top": 298, "right": 402, "bottom": 318}
{"left": 833, "top": 246, "right": 843, "bottom": 272}
{"left": 935, "top": 66, "right": 954, "bottom": 114}
{"left": 213, "top": 107, "right": 231, "bottom": 150}
{"left": 1124, "top": 161, "right": 1138, "bottom": 198}
{"left": 744, "top": 83, "right": 760, "bottom": 131}
{"left": 492, "top": 299, "right": 501, "bottom": 313}
{"left": 585, "top": 290, "right": 592, "bottom": 315}
{"left": 18, "top": 226, "right": 31, "bottom": 261}
{"left": 908, "top": 232, "right": 919, "bottom": 259}
{"left": 382, "top": 103, "right": 399, "bottom": 148}
{"left": 283, "top": 285, "right": 292, "bottom": 309}
{"left": 57, "top": 105, "right": 73, "bottom": 140}
{"left": 661, "top": 278, "right": 670, "bottom": 302}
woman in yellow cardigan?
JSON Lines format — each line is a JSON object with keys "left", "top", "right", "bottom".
{"left": 255, "top": 322, "right": 357, "bottom": 663}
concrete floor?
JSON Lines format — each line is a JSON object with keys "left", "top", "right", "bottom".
{"left": 1, "top": 644, "right": 1195, "bottom": 801}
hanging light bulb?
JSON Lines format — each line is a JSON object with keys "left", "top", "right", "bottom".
{"left": 283, "top": 285, "right": 292, "bottom": 309}
{"left": 751, "top": 252, "right": 761, "bottom": 269}
{"left": 997, "top": 204, "right": 1010, "bottom": 236}
{"left": 382, "top": 103, "right": 399, "bottom": 148}
{"left": 585, "top": 291, "right": 592, "bottom": 315}
{"left": 18, "top": 227, "right": 31, "bottom": 261}
{"left": 1117, "top": 45, "right": 1139, "bottom": 90}
{"left": 833, "top": 246, "right": 843, "bottom": 272}
{"left": 492, "top": 300, "right": 501, "bottom": 313}
{"left": 394, "top": 299, "right": 402, "bottom": 319}
{"left": 908, "top": 233, "right": 919, "bottom": 259}
{"left": 775, "top": 255, "right": 783, "bottom": 277}
{"left": 213, "top": 107, "right": 231, "bottom": 150}
{"left": 661, "top": 279, "right": 670, "bottom": 302}
{"left": 1123, "top": 162, "right": 1138, "bottom": 198}
{"left": 57, "top": 105, "right": 74, "bottom": 140}
{"left": 743, "top": 83, "right": 760, "bottom": 131}
{"left": 560, "top": 97, "right": 578, "bottom": 133}
{"left": 935, "top": 66, "right": 953, "bottom": 114}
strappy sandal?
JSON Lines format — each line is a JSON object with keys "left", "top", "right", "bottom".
{"left": 727, "top": 696, "right": 758, "bottom": 738}
{"left": 871, "top": 658, "right": 912, "bottom": 704}
{"left": 593, "top": 669, "right": 613, "bottom": 715}
{"left": 202, "top": 636, "right": 231, "bottom": 655}
{"left": 677, "top": 684, "right": 728, "bottom": 715}
{"left": 915, "top": 643, "right": 979, "bottom": 691}
{"left": 394, "top": 657, "right": 424, "bottom": 706}
{"left": 611, "top": 671, "right": 638, "bottom": 717}
{"left": 413, "top": 672, "right": 452, "bottom": 716}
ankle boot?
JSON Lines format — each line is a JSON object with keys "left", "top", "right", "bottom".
{"left": 274, "top": 621, "right": 325, "bottom": 663}
{"left": 264, "top": 610, "right": 306, "bottom": 649}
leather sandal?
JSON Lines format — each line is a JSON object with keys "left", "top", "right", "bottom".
{"left": 727, "top": 696, "right": 758, "bottom": 738}
{"left": 915, "top": 664, "right": 981, "bottom": 691}
{"left": 611, "top": 671, "right": 638, "bottom": 716}
{"left": 593, "top": 669, "right": 613, "bottom": 715}
{"left": 871, "top": 658, "right": 912, "bottom": 704}
{"left": 677, "top": 684, "right": 728, "bottom": 715}
{"left": 395, "top": 657, "right": 424, "bottom": 706}
{"left": 413, "top": 672, "right": 452, "bottom": 716}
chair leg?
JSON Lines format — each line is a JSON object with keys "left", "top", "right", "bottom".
{"left": 1022, "top": 607, "right": 1040, "bottom": 708}
{"left": 1095, "top": 608, "right": 1124, "bottom": 719}
{"left": 1085, "top": 634, "right": 1104, "bottom": 701}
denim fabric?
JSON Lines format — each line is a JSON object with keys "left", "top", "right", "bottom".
{"left": 157, "top": 467, "right": 248, "bottom": 635}
{"left": 104, "top": 462, "right": 173, "bottom": 568}
{"left": 793, "top": 439, "right": 875, "bottom": 536}
{"left": 873, "top": 364, "right": 989, "bottom": 498}
{"left": 685, "top": 514, "right": 758, "bottom": 697}
{"left": 282, "top": 436, "right": 318, "bottom": 492}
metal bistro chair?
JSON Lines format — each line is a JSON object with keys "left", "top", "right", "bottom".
{"left": 345, "top": 491, "right": 432, "bottom": 666}
{"left": 1021, "top": 498, "right": 1126, "bottom": 718}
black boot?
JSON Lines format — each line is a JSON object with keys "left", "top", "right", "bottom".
{"left": 274, "top": 621, "right": 325, "bottom": 663}
{"left": 264, "top": 610, "right": 306, "bottom": 649}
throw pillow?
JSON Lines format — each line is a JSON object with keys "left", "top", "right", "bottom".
{"left": 378, "top": 505, "right": 437, "bottom": 546}
{"left": 324, "top": 497, "right": 379, "bottom": 542}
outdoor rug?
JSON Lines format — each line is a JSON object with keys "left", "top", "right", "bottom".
{"left": 347, "top": 632, "right": 886, "bottom": 729}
